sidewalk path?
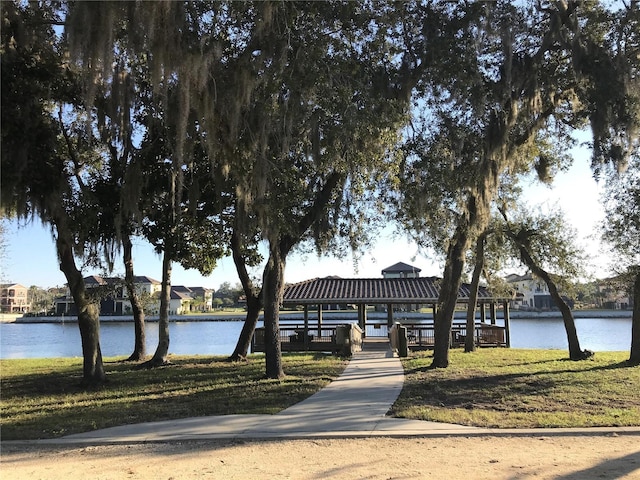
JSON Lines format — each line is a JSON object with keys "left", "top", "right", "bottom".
{"left": 21, "top": 340, "right": 640, "bottom": 445}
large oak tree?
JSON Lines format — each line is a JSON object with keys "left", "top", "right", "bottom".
{"left": 396, "top": 1, "right": 640, "bottom": 367}
{"left": 1, "top": 2, "right": 107, "bottom": 384}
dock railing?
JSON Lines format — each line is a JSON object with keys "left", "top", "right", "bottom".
{"left": 252, "top": 323, "right": 363, "bottom": 356}
{"left": 391, "top": 323, "right": 507, "bottom": 356}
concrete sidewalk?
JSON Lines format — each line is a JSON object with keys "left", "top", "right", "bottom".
{"left": 21, "top": 340, "right": 640, "bottom": 444}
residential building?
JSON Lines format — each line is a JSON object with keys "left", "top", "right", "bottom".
{"left": 53, "top": 276, "right": 213, "bottom": 316}
{"left": 170, "top": 285, "right": 214, "bottom": 314}
{"left": 505, "top": 272, "right": 573, "bottom": 310}
{"left": 0, "top": 283, "right": 31, "bottom": 313}
{"left": 381, "top": 262, "right": 422, "bottom": 279}
{"left": 380, "top": 262, "right": 423, "bottom": 311}
{"left": 595, "top": 276, "right": 632, "bottom": 309}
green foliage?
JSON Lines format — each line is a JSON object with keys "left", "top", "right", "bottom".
{"left": 602, "top": 155, "right": 640, "bottom": 272}
{"left": 496, "top": 205, "right": 589, "bottom": 290}
{"left": 27, "top": 286, "right": 57, "bottom": 314}
{"left": 1, "top": 2, "right": 74, "bottom": 221}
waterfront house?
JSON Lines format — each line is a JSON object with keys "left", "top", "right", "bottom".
{"left": 505, "top": 272, "right": 574, "bottom": 310}
{"left": 53, "top": 276, "right": 213, "bottom": 316}
{"left": 0, "top": 283, "right": 30, "bottom": 313}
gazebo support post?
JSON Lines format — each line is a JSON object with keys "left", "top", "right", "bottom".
{"left": 304, "top": 305, "right": 309, "bottom": 345}
{"left": 363, "top": 304, "right": 368, "bottom": 337}
{"left": 387, "top": 303, "right": 394, "bottom": 327}
{"left": 480, "top": 303, "right": 486, "bottom": 324}
{"left": 317, "top": 304, "right": 323, "bottom": 338}
{"left": 503, "top": 300, "right": 511, "bottom": 347}
{"left": 490, "top": 303, "right": 497, "bottom": 325}
{"left": 357, "top": 304, "right": 367, "bottom": 337}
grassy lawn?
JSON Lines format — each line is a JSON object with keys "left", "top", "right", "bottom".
{"left": 3, "top": 349, "right": 638, "bottom": 442}
{"left": 391, "top": 349, "right": 640, "bottom": 428}
{"left": 0, "top": 353, "right": 348, "bottom": 440}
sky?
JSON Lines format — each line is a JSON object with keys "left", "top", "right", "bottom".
{"left": 2, "top": 148, "right": 610, "bottom": 291}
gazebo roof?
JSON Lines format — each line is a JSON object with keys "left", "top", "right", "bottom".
{"left": 283, "top": 277, "right": 499, "bottom": 305}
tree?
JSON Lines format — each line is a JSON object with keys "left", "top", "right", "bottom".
{"left": 498, "top": 206, "right": 593, "bottom": 360}
{"left": 212, "top": 298, "right": 223, "bottom": 310}
{"left": 237, "top": 2, "right": 426, "bottom": 378}
{"left": 1, "top": 2, "right": 107, "bottom": 385}
{"left": 0, "top": 220, "right": 8, "bottom": 283}
{"left": 62, "top": 2, "right": 424, "bottom": 377}
{"left": 122, "top": 235, "right": 147, "bottom": 360}
{"left": 602, "top": 155, "right": 640, "bottom": 365}
{"left": 463, "top": 231, "right": 488, "bottom": 353}
{"left": 396, "top": 1, "right": 640, "bottom": 367}
{"left": 27, "top": 285, "right": 56, "bottom": 314}
{"left": 64, "top": 1, "right": 287, "bottom": 371}
{"left": 227, "top": 220, "right": 264, "bottom": 362}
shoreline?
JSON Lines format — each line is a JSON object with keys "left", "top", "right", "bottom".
{"left": 0, "top": 309, "right": 633, "bottom": 324}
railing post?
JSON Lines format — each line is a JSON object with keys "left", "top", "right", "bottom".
{"left": 336, "top": 324, "right": 350, "bottom": 356}
{"left": 351, "top": 323, "right": 363, "bottom": 354}
{"left": 389, "top": 322, "right": 399, "bottom": 351}
{"left": 398, "top": 325, "right": 408, "bottom": 358}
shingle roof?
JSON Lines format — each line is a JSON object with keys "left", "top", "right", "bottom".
{"left": 170, "top": 290, "right": 193, "bottom": 300}
{"left": 283, "top": 277, "right": 498, "bottom": 304}
{"left": 133, "top": 276, "right": 161, "bottom": 284}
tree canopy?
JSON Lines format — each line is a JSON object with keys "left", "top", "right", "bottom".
{"left": 2, "top": 1, "right": 639, "bottom": 377}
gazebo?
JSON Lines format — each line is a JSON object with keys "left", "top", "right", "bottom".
{"left": 282, "top": 276, "right": 511, "bottom": 348}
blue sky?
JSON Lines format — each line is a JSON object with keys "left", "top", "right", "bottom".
{"left": 3, "top": 151, "right": 609, "bottom": 290}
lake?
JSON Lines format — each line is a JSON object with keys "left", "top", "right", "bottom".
{"left": 0, "top": 316, "right": 633, "bottom": 359}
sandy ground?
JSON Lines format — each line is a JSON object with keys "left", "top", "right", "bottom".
{"left": 2, "top": 435, "right": 639, "bottom": 480}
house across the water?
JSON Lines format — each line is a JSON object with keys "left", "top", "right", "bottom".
{"left": 53, "top": 276, "right": 214, "bottom": 316}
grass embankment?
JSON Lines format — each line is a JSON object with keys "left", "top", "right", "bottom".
{"left": 391, "top": 349, "right": 640, "bottom": 428}
{"left": 0, "top": 353, "right": 347, "bottom": 440}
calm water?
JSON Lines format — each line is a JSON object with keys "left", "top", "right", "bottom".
{"left": 0, "top": 317, "right": 633, "bottom": 359}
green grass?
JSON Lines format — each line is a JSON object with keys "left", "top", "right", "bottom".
{"left": 3, "top": 349, "right": 638, "bottom": 441}
{"left": 0, "top": 353, "right": 348, "bottom": 440}
{"left": 391, "top": 348, "right": 640, "bottom": 428}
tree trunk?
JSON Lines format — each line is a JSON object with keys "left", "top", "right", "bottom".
{"left": 228, "top": 228, "right": 263, "bottom": 361}
{"left": 122, "top": 234, "right": 146, "bottom": 361}
{"left": 142, "top": 249, "right": 172, "bottom": 368}
{"left": 517, "top": 246, "right": 591, "bottom": 360}
{"left": 465, "top": 233, "right": 486, "bottom": 353}
{"left": 258, "top": 172, "right": 342, "bottom": 377}
{"left": 228, "top": 296, "right": 261, "bottom": 361}
{"left": 262, "top": 241, "right": 286, "bottom": 379}
{"left": 56, "top": 232, "right": 105, "bottom": 386}
{"left": 432, "top": 222, "right": 472, "bottom": 368}
{"left": 629, "top": 270, "right": 640, "bottom": 365}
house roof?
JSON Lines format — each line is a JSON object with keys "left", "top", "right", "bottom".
{"left": 188, "top": 286, "right": 213, "bottom": 294}
{"left": 381, "top": 262, "right": 422, "bottom": 274}
{"left": 171, "top": 285, "right": 192, "bottom": 293}
{"left": 0, "top": 283, "right": 26, "bottom": 289}
{"left": 133, "top": 276, "right": 161, "bottom": 284}
{"left": 82, "top": 275, "right": 161, "bottom": 285}
{"left": 505, "top": 273, "right": 534, "bottom": 283}
{"left": 170, "top": 290, "right": 193, "bottom": 300}
{"left": 84, "top": 275, "right": 109, "bottom": 286}
{"left": 283, "top": 277, "right": 500, "bottom": 305}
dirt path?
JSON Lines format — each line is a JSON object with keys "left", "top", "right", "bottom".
{"left": 3, "top": 435, "right": 639, "bottom": 480}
